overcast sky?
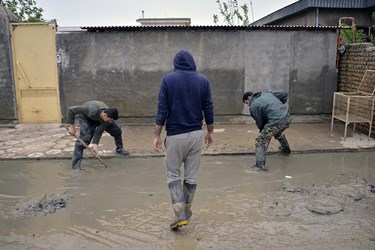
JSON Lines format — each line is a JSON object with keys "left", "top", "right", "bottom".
{"left": 36, "top": 0, "right": 298, "bottom": 27}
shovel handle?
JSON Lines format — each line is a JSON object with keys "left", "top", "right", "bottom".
{"left": 63, "top": 124, "right": 109, "bottom": 168}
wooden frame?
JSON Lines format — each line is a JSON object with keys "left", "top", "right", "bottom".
{"left": 331, "top": 70, "right": 375, "bottom": 141}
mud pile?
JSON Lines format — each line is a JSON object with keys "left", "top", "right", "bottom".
{"left": 13, "top": 192, "right": 72, "bottom": 217}
{"left": 261, "top": 176, "right": 374, "bottom": 217}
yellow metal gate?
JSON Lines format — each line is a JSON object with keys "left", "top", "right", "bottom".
{"left": 11, "top": 22, "right": 61, "bottom": 123}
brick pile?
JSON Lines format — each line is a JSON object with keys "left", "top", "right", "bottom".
{"left": 338, "top": 43, "right": 375, "bottom": 137}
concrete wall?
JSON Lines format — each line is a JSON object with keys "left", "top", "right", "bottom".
{"left": 243, "top": 30, "right": 337, "bottom": 114}
{"left": 57, "top": 28, "right": 338, "bottom": 122}
{"left": 0, "top": 16, "right": 17, "bottom": 125}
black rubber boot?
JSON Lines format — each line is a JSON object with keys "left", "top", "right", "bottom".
{"left": 183, "top": 181, "right": 197, "bottom": 220}
{"left": 277, "top": 134, "right": 291, "bottom": 155}
{"left": 253, "top": 144, "right": 268, "bottom": 171}
{"left": 114, "top": 136, "right": 129, "bottom": 155}
{"left": 168, "top": 180, "right": 189, "bottom": 229}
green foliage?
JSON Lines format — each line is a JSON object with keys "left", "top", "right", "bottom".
{"left": 4, "top": 0, "right": 44, "bottom": 22}
{"left": 339, "top": 12, "right": 375, "bottom": 45}
{"left": 340, "top": 27, "right": 366, "bottom": 44}
{"left": 213, "top": 0, "right": 250, "bottom": 26}
{"left": 356, "top": 29, "right": 367, "bottom": 43}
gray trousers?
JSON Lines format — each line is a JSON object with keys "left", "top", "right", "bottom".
{"left": 164, "top": 130, "right": 204, "bottom": 185}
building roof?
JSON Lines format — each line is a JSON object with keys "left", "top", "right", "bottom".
{"left": 79, "top": 25, "right": 338, "bottom": 33}
{"left": 251, "top": 0, "right": 375, "bottom": 26}
{"left": 136, "top": 18, "right": 191, "bottom": 26}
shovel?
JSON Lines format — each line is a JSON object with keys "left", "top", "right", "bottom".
{"left": 63, "top": 125, "right": 109, "bottom": 168}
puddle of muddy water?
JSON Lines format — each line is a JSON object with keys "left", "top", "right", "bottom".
{"left": 0, "top": 152, "right": 374, "bottom": 250}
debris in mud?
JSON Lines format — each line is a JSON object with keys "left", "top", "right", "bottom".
{"left": 261, "top": 201, "right": 292, "bottom": 216}
{"left": 280, "top": 184, "right": 305, "bottom": 193}
{"left": 13, "top": 192, "right": 72, "bottom": 217}
{"left": 282, "top": 176, "right": 370, "bottom": 216}
{"left": 306, "top": 199, "right": 344, "bottom": 215}
{"left": 332, "top": 185, "right": 364, "bottom": 202}
{"left": 369, "top": 184, "right": 375, "bottom": 193}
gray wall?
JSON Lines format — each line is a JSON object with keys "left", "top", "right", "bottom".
{"left": 0, "top": 16, "right": 17, "bottom": 124}
{"left": 0, "top": 24, "right": 338, "bottom": 124}
{"left": 57, "top": 28, "right": 338, "bottom": 122}
{"left": 244, "top": 30, "right": 337, "bottom": 114}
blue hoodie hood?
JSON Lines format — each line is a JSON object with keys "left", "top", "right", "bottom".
{"left": 173, "top": 50, "right": 196, "bottom": 71}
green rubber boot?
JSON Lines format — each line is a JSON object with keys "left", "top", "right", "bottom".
{"left": 253, "top": 144, "right": 268, "bottom": 171}
{"left": 183, "top": 181, "right": 197, "bottom": 220}
{"left": 168, "top": 180, "right": 189, "bottom": 229}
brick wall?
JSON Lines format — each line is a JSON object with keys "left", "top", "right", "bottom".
{"left": 338, "top": 43, "right": 375, "bottom": 137}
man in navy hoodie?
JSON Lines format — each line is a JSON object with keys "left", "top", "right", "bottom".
{"left": 153, "top": 50, "right": 214, "bottom": 229}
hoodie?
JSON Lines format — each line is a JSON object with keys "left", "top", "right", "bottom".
{"left": 155, "top": 50, "right": 214, "bottom": 136}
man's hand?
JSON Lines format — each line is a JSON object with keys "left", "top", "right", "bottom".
{"left": 205, "top": 124, "right": 214, "bottom": 148}
{"left": 153, "top": 136, "right": 163, "bottom": 152}
{"left": 205, "top": 132, "right": 214, "bottom": 148}
{"left": 153, "top": 125, "right": 164, "bottom": 152}
{"left": 68, "top": 124, "right": 76, "bottom": 136}
{"left": 89, "top": 143, "right": 99, "bottom": 157}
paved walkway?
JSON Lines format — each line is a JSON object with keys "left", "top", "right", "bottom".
{"left": 0, "top": 119, "right": 375, "bottom": 160}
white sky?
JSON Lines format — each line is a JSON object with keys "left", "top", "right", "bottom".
{"left": 36, "top": 0, "right": 298, "bottom": 27}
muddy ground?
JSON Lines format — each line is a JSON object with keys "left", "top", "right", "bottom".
{"left": 0, "top": 152, "right": 375, "bottom": 250}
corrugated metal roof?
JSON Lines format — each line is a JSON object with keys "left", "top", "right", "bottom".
{"left": 252, "top": 0, "right": 375, "bottom": 26}
{"left": 307, "top": 0, "right": 375, "bottom": 8}
{"left": 80, "top": 25, "right": 338, "bottom": 32}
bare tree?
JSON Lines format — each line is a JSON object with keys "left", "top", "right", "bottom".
{"left": 213, "top": 0, "right": 250, "bottom": 26}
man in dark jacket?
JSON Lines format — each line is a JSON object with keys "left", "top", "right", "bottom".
{"left": 153, "top": 50, "right": 214, "bottom": 229}
{"left": 67, "top": 100, "right": 129, "bottom": 170}
{"left": 243, "top": 91, "right": 291, "bottom": 171}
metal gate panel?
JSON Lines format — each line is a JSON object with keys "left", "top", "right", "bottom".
{"left": 11, "top": 22, "right": 61, "bottom": 123}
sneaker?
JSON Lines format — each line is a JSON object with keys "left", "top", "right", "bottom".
{"left": 116, "top": 147, "right": 129, "bottom": 155}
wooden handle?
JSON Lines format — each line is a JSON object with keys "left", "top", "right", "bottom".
{"left": 63, "top": 125, "right": 109, "bottom": 168}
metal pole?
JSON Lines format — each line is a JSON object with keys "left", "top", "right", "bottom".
{"left": 250, "top": 1, "right": 254, "bottom": 23}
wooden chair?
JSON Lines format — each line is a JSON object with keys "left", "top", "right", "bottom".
{"left": 331, "top": 70, "right": 375, "bottom": 141}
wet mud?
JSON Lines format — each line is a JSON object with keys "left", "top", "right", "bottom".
{"left": 0, "top": 152, "right": 374, "bottom": 249}
{"left": 12, "top": 192, "right": 72, "bottom": 217}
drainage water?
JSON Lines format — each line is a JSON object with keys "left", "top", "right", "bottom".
{"left": 0, "top": 151, "right": 374, "bottom": 249}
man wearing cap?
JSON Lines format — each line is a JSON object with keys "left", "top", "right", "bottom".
{"left": 242, "top": 91, "right": 291, "bottom": 171}
{"left": 67, "top": 100, "right": 129, "bottom": 170}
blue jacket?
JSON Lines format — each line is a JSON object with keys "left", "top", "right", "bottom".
{"left": 249, "top": 92, "right": 291, "bottom": 131}
{"left": 155, "top": 50, "right": 214, "bottom": 136}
